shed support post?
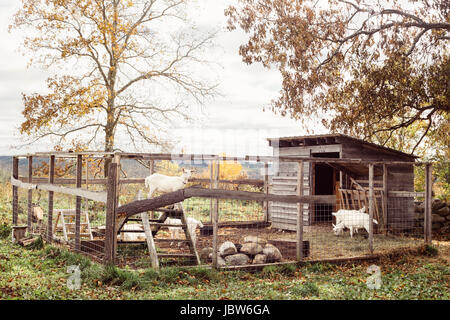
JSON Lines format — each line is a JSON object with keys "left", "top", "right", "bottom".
{"left": 75, "top": 155, "right": 82, "bottom": 251}
{"left": 27, "top": 156, "right": 33, "bottom": 234}
{"left": 212, "top": 160, "right": 220, "bottom": 269}
{"left": 47, "top": 155, "right": 55, "bottom": 242}
{"left": 424, "top": 163, "right": 433, "bottom": 244}
{"left": 368, "top": 164, "right": 374, "bottom": 254}
{"left": 104, "top": 162, "right": 118, "bottom": 264}
{"left": 12, "top": 157, "right": 19, "bottom": 226}
{"left": 382, "top": 163, "right": 388, "bottom": 235}
{"left": 296, "top": 161, "right": 304, "bottom": 261}
{"left": 263, "top": 162, "right": 269, "bottom": 222}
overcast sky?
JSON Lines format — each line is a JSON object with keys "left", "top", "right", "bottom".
{"left": 0, "top": 0, "right": 327, "bottom": 157}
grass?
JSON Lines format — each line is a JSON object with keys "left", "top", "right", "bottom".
{"left": 0, "top": 236, "right": 448, "bottom": 300}
{"left": 1, "top": 177, "right": 448, "bottom": 300}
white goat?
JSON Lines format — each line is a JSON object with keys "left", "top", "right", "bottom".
{"left": 332, "top": 212, "right": 378, "bottom": 238}
{"left": 164, "top": 217, "right": 204, "bottom": 245}
{"left": 332, "top": 206, "right": 366, "bottom": 235}
{"left": 145, "top": 168, "right": 194, "bottom": 210}
{"left": 145, "top": 168, "right": 193, "bottom": 198}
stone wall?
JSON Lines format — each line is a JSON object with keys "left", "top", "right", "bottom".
{"left": 414, "top": 199, "right": 450, "bottom": 239}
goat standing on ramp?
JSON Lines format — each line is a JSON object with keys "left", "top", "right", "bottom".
{"left": 145, "top": 168, "right": 194, "bottom": 199}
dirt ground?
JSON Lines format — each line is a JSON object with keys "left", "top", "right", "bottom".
{"left": 115, "top": 223, "right": 428, "bottom": 268}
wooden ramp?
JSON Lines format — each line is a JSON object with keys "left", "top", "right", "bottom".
{"left": 117, "top": 191, "right": 201, "bottom": 268}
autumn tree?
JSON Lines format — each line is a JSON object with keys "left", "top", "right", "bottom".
{"left": 11, "top": 0, "right": 217, "bottom": 168}
{"left": 225, "top": 0, "right": 449, "bottom": 154}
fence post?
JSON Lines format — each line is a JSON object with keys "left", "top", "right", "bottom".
{"left": 104, "top": 162, "right": 118, "bottom": 264}
{"left": 149, "top": 159, "right": 155, "bottom": 219}
{"left": 47, "top": 155, "right": 55, "bottom": 242}
{"left": 424, "top": 163, "right": 433, "bottom": 244}
{"left": 75, "top": 154, "right": 82, "bottom": 251}
{"left": 382, "top": 163, "right": 388, "bottom": 235}
{"left": 12, "top": 157, "right": 19, "bottom": 226}
{"left": 209, "top": 161, "right": 214, "bottom": 223}
{"left": 368, "top": 163, "right": 374, "bottom": 254}
{"left": 263, "top": 162, "right": 269, "bottom": 222}
{"left": 212, "top": 160, "right": 220, "bottom": 269}
{"left": 296, "top": 161, "right": 304, "bottom": 261}
{"left": 27, "top": 156, "right": 33, "bottom": 234}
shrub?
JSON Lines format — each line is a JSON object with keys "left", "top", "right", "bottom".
{"left": 423, "top": 244, "right": 439, "bottom": 257}
{"left": 0, "top": 223, "right": 11, "bottom": 239}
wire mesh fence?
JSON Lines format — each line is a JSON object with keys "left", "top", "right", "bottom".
{"left": 10, "top": 153, "right": 433, "bottom": 270}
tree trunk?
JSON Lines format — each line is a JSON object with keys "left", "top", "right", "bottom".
{"left": 104, "top": 100, "right": 116, "bottom": 177}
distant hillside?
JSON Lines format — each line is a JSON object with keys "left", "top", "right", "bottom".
{"left": 0, "top": 156, "right": 263, "bottom": 179}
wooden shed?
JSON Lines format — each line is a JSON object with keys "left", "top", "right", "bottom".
{"left": 267, "top": 134, "right": 417, "bottom": 231}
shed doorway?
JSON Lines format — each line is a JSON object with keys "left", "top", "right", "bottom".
{"left": 312, "top": 152, "right": 340, "bottom": 223}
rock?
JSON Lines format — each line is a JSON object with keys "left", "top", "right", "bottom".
{"left": 217, "top": 256, "right": 226, "bottom": 267}
{"left": 437, "top": 206, "right": 450, "bottom": 217}
{"left": 432, "top": 199, "right": 445, "bottom": 212}
{"left": 219, "top": 241, "right": 237, "bottom": 257}
{"left": 224, "top": 253, "right": 250, "bottom": 265}
{"left": 414, "top": 212, "right": 424, "bottom": 220}
{"left": 253, "top": 254, "right": 267, "bottom": 264}
{"left": 432, "top": 222, "right": 443, "bottom": 230}
{"left": 200, "top": 247, "right": 213, "bottom": 263}
{"left": 240, "top": 242, "right": 263, "bottom": 256}
{"left": 432, "top": 214, "right": 446, "bottom": 223}
{"left": 235, "top": 243, "right": 242, "bottom": 252}
{"left": 446, "top": 215, "right": 450, "bottom": 221}
{"left": 263, "top": 244, "right": 282, "bottom": 262}
{"left": 243, "top": 236, "right": 267, "bottom": 246}
{"left": 440, "top": 225, "right": 450, "bottom": 234}
{"left": 414, "top": 203, "right": 424, "bottom": 213}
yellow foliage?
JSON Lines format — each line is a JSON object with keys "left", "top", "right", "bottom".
{"left": 198, "top": 154, "right": 248, "bottom": 190}
{"left": 155, "top": 160, "right": 181, "bottom": 176}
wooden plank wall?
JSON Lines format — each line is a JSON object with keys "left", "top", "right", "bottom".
{"left": 269, "top": 146, "right": 326, "bottom": 229}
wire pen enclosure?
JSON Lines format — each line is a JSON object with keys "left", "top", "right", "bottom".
{"left": 10, "top": 147, "right": 433, "bottom": 270}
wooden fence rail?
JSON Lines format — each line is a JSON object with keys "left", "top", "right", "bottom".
{"left": 10, "top": 177, "right": 107, "bottom": 203}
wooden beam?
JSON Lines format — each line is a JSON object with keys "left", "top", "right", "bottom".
{"left": 116, "top": 187, "right": 336, "bottom": 219}
{"left": 387, "top": 191, "right": 425, "bottom": 197}
{"left": 263, "top": 162, "right": 269, "bottom": 222}
{"left": 12, "top": 157, "right": 19, "bottom": 225}
{"left": 17, "top": 176, "right": 265, "bottom": 187}
{"left": 424, "top": 163, "right": 433, "bottom": 244}
{"left": 212, "top": 161, "right": 220, "bottom": 269}
{"left": 136, "top": 190, "right": 159, "bottom": 269}
{"left": 149, "top": 160, "right": 155, "bottom": 219}
{"left": 10, "top": 178, "right": 107, "bottom": 203}
{"left": 27, "top": 156, "right": 33, "bottom": 234}
{"left": 382, "top": 163, "right": 388, "bottom": 234}
{"left": 104, "top": 163, "right": 118, "bottom": 264}
{"left": 368, "top": 164, "right": 374, "bottom": 254}
{"left": 209, "top": 161, "right": 214, "bottom": 223}
{"left": 47, "top": 156, "right": 55, "bottom": 242}
{"left": 75, "top": 154, "right": 82, "bottom": 251}
{"left": 184, "top": 188, "right": 336, "bottom": 204}
{"left": 296, "top": 161, "right": 304, "bottom": 261}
